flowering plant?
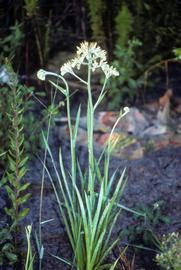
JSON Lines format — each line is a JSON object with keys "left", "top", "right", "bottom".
{"left": 37, "top": 42, "right": 131, "bottom": 270}
{"left": 156, "top": 232, "right": 181, "bottom": 270}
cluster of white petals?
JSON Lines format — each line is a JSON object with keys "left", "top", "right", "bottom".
{"left": 123, "top": 107, "right": 130, "bottom": 114}
{"left": 37, "top": 69, "right": 47, "bottom": 81}
{"left": 101, "top": 63, "right": 119, "bottom": 79}
{"left": 60, "top": 61, "right": 74, "bottom": 76}
{"left": 60, "top": 41, "right": 119, "bottom": 79}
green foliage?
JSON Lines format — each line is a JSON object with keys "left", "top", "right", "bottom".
{"left": 24, "top": 0, "right": 39, "bottom": 18}
{"left": 1, "top": 0, "right": 181, "bottom": 69}
{"left": 113, "top": 1, "right": 181, "bottom": 64}
{"left": 156, "top": 232, "right": 181, "bottom": 270}
{"left": 107, "top": 39, "right": 143, "bottom": 109}
{"left": 139, "top": 1, "right": 181, "bottom": 60}
{"left": 125, "top": 201, "right": 170, "bottom": 249}
{"left": 87, "top": 0, "right": 105, "bottom": 43}
{"left": 115, "top": 3, "right": 133, "bottom": 48}
{"left": 173, "top": 48, "right": 181, "bottom": 60}
{"left": 0, "top": 0, "right": 50, "bottom": 68}
{"left": 0, "top": 72, "right": 47, "bottom": 167}
{"left": 3, "top": 64, "right": 30, "bottom": 230}
{"left": 0, "top": 228, "right": 17, "bottom": 266}
{"left": 0, "top": 86, "right": 11, "bottom": 166}
{"left": 37, "top": 42, "right": 138, "bottom": 270}
{"left": 0, "top": 21, "right": 24, "bottom": 62}
{"left": 0, "top": 64, "right": 31, "bottom": 267}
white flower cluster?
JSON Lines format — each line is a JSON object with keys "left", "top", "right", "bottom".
{"left": 156, "top": 232, "right": 181, "bottom": 270}
{"left": 60, "top": 41, "right": 119, "bottom": 79}
{"left": 37, "top": 69, "right": 47, "bottom": 81}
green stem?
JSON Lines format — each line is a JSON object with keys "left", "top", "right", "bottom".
{"left": 87, "top": 59, "right": 94, "bottom": 196}
{"left": 47, "top": 72, "right": 76, "bottom": 184}
{"left": 66, "top": 86, "right": 77, "bottom": 184}
{"left": 71, "top": 71, "right": 88, "bottom": 85}
{"left": 93, "top": 78, "right": 107, "bottom": 111}
{"left": 104, "top": 109, "right": 128, "bottom": 193}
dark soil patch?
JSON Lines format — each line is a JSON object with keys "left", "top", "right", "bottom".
{"left": 16, "top": 132, "right": 181, "bottom": 270}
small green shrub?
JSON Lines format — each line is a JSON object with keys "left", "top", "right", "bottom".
{"left": 156, "top": 232, "right": 181, "bottom": 270}
{"left": 4, "top": 72, "right": 30, "bottom": 230}
{"left": 0, "top": 64, "right": 30, "bottom": 266}
{"left": 107, "top": 38, "right": 144, "bottom": 109}
{"left": 115, "top": 3, "right": 133, "bottom": 49}
{"left": 0, "top": 67, "right": 48, "bottom": 167}
{"left": 125, "top": 201, "right": 170, "bottom": 249}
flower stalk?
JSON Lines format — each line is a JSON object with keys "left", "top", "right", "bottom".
{"left": 37, "top": 41, "right": 131, "bottom": 270}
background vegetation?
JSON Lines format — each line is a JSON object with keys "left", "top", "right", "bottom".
{"left": 0, "top": 0, "right": 181, "bottom": 69}
{"left": 0, "top": 1, "right": 181, "bottom": 269}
